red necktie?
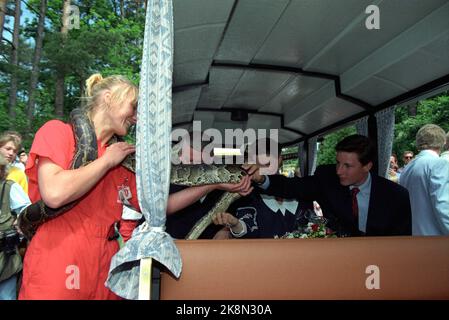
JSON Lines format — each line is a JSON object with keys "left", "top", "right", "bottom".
{"left": 351, "top": 187, "right": 360, "bottom": 220}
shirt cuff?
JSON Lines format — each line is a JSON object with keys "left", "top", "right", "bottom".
{"left": 230, "top": 220, "right": 247, "bottom": 238}
{"left": 258, "top": 175, "right": 270, "bottom": 190}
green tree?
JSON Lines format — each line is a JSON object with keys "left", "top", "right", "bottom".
{"left": 393, "top": 92, "right": 449, "bottom": 166}
{"left": 317, "top": 126, "right": 356, "bottom": 166}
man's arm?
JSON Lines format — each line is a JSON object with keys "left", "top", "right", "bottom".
{"left": 259, "top": 174, "right": 320, "bottom": 202}
{"left": 245, "top": 164, "right": 322, "bottom": 201}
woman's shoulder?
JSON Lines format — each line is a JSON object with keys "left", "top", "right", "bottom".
{"left": 33, "top": 120, "right": 74, "bottom": 146}
{"left": 28, "top": 119, "right": 75, "bottom": 169}
{"left": 37, "top": 119, "right": 71, "bottom": 134}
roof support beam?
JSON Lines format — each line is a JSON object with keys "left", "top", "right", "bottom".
{"left": 212, "top": 61, "right": 375, "bottom": 113}
{"left": 173, "top": 107, "right": 307, "bottom": 138}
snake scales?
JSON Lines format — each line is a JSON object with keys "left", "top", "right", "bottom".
{"left": 18, "top": 108, "right": 246, "bottom": 240}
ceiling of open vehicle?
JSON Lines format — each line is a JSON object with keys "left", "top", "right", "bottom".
{"left": 171, "top": 0, "right": 449, "bottom": 145}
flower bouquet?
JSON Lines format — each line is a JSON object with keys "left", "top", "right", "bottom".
{"left": 279, "top": 209, "right": 337, "bottom": 239}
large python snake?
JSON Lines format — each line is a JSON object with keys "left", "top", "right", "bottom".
{"left": 18, "top": 108, "right": 246, "bottom": 240}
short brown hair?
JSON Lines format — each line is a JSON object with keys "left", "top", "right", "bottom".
{"left": 336, "top": 134, "right": 375, "bottom": 165}
{"left": 416, "top": 124, "right": 446, "bottom": 152}
{"left": 0, "top": 132, "right": 21, "bottom": 150}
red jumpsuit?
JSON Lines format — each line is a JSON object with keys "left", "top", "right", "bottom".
{"left": 19, "top": 120, "right": 139, "bottom": 300}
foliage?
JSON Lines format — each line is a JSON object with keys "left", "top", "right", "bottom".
{"left": 317, "top": 126, "right": 356, "bottom": 166}
{"left": 393, "top": 93, "right": 449, "bottom": 166}
{"left": 280, "top": 146, "right": 299, "bottom": 176}
{"left": 0, "top": 0, "right": 145, "bottom": 149}
{"left": 315, "top": 92, "right": 449, "bottom": 167}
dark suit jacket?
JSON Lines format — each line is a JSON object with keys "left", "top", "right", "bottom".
{"left": 263, "top": 164, "right": 412, "bottom": 236}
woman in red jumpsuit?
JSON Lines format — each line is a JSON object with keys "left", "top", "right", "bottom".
{"left": 19, "top": 74, "right": 141, "bottom": 299}
{"left": 19, "top": 73, "right": 254, "bottom": 299}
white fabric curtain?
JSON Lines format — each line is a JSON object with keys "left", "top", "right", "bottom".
{"left": 308, "top": 136, "right": 318, "bottom": 175}
{"left": 297, "top": 138, "right": 318, "bottom": 176}
{"left": 107, "top": 0, "right": 181, "bottom": 299}
{"left": 375, "top": 106, "right": 395, "bottom": 178}
{"left": 355, "top": 116, "right": 369, "bottom": 136}
{"left": 298, "top": 141, "right": 306, "bottom": 177}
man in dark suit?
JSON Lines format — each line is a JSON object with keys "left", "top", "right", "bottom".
{"left": 246, "top": 134, "right": 412, "bottom": 236}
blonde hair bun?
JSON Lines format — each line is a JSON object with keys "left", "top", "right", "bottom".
{"left": 85, "top": 73, "right": 104, "bottom": 97}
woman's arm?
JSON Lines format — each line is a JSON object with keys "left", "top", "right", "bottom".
{"left": 38, "top": 142, "right": 135, "bottom": 208}
{"left": 166, "top": 184, "right": 215, "bottom": 215}
{"left": 166, "top": 175, "right": 253, "bottom": 215}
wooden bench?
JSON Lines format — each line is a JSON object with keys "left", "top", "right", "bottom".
{"left": 159, "top": 236, "right": 449, "bottom": 299}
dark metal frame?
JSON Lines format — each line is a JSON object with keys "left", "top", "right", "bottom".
{"left": 173, "top": 60, "right": 449, "bottom": 151}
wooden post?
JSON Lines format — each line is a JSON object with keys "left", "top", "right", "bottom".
{"left": 138, "top": 257, "right": 153, "bottom": 300}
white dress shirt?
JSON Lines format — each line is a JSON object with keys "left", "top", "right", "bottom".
{"left": 350, "top": 173, "right": 372, "bottom": 233}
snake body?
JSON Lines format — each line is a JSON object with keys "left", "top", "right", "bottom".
{"left": 185, "top": 192, "right": 241, "bottom": 239}
{"left": 18, "top": 108, "right": 245, "bottom": 240}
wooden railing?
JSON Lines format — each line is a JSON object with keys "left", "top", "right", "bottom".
{"left": 158, "top": 236, "right": 449, "bottom": 299}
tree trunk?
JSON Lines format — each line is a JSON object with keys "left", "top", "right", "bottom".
{"left": 0, "top": 0, "right": 7, "bottom": 40}
{"left": 120, "top": 0, "right": 124, "bottom": 18}
{"left": 54, "top": 0, "right": 71, "bottom": 118}
{"left": 27, "top": 0, "right": 47, "bottom": 122}
{"left": 8, "top": 0, "right": 20, "bottom": 126}
{"left": 111, "top": 0, "right": 117, "bottom": 16}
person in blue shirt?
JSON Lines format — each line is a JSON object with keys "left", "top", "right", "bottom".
{"left": 400, "top": 124, "right": 449, "bottom": 235}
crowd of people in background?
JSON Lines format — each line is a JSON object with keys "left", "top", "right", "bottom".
{"left": 0, "top": 73, "right": 448, "bottom": 300}
{"left": 0, "top": 131, "right": 31, "bottom": 299}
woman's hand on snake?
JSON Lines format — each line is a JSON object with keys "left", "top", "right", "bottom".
{"left": 103, "top": 142, "right": 136, "bottom": 169}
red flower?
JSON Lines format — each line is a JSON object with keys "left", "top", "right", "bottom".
{"left": 311, "top": 224, "right": 319, "bottom": 232}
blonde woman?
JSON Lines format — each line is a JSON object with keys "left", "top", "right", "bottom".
{"left": 19, "top": 74, "right": 252, "bottom": 300}
{"left": 18, "top": 74, "right": 143, "bottom": 300}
